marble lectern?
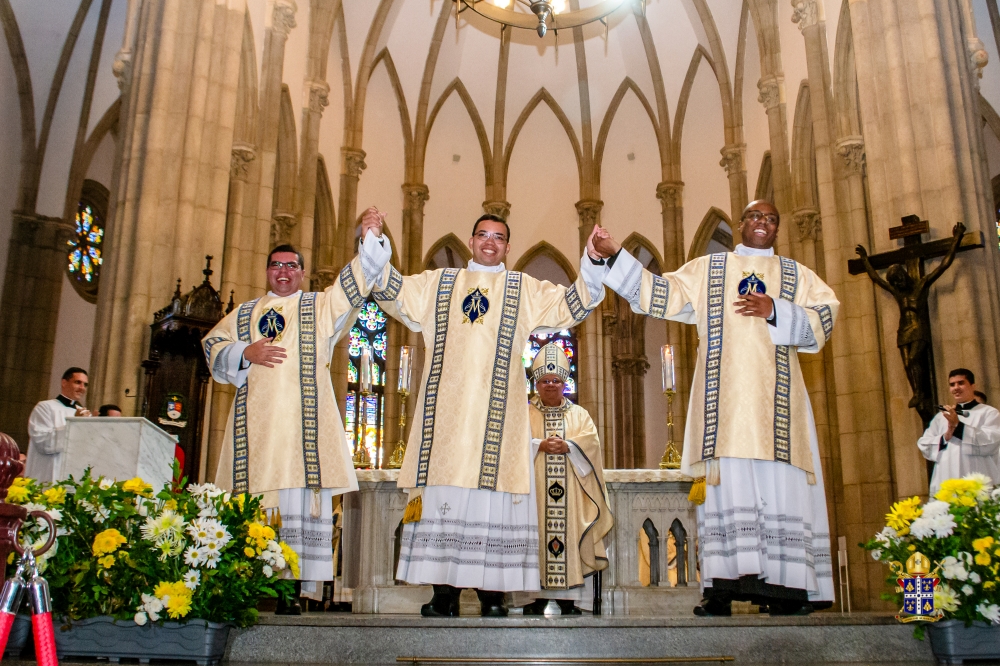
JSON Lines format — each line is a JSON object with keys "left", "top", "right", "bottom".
{"left": 57, "top": 417, "right": 177, "bottom": 489}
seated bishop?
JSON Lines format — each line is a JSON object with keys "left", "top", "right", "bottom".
{"left": 203, "top": 211, "right": 389, "bottom": 612}
{"left": 593, "top": 200, "right": 839, "bottom": 616}
{"left": 379, "top": 212, "right": 609, "bottom": 617}
{"left": 518, "top": 343, "right": 612, "bottom": 616}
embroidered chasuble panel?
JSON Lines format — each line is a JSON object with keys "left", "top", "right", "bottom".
{"left": 632, "top": 253, "right": 839, "bottom": 477}
{"left": 528, "top": 399, "right": 613, "bottom": 590}
{"left": 374, "top": 266, "right": 602, "bottom": 494}
{"left": 205, "top": 259, "right": 369, "bottom": 500}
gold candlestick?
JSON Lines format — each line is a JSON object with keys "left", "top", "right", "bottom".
{"left": 659, "top": 388, "right": 681, "bottom": 469}
{"left": 386, "top": 389, "right": 408, "bottom": 469}
{"left": 353, "top": 388, "right": 373, "bottom": 469}
{"left": 386, "top": 346, "right": 414, "bottom": 469}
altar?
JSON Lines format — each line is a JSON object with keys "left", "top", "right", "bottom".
{"left": 338, "top": 468, "right": 700, "bottom": 615}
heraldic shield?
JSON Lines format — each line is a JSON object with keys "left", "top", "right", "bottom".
{"left": 890, "top": 552, "right": 944, "bottom": 623}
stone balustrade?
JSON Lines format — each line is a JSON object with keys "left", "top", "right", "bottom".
{"left": 339, "top": 469, "right": 699, "bottom": 615}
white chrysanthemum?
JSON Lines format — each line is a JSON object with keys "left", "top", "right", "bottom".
{"left": 870, "top": 549, "right": 882, "bottom": 561}
{"left": 183, "top": 570, "right": 201, "bottom": 590}
{"left": 267, "top": 540, "right": 281, "bottom": 553}
{"left": 977, "top": 603, "right": 1000, "bottom": 625}
{"left": 141, "top": 593, "right": 163, "bottom": 614}
{"left": 187, "top": 520, "right": 211, "bottom": 544}
{"left": 203, "top": 539, "right": 221, "bottom": 555}
{"left": 910, "top": 501, "right": 956, "bottom": 539}
{"left": 875, "top": 526, "right": 898, "bottom": 546}
{"left": 276, "top": 556, "right": 285, "bottom": 570}
{"left": 970, "top": 572, "right": 982, "bottom": 584}
{"left": 184, "top": 546, "right": 205, "bottom": 567}
{"left": 202, "top": 548, "right": 220, "bottom": 569}
{"left": 99, "top": 477, "right": 114, "bottom": 490}
{"left": 142, "top": 510, "right": 187, "bottom": 543}
{"left": 205, "top": 520, "right": 231, "bottom": 546}
{"left": 966, "top": 473, "right": 994, "bottom": 500}
{"left": 941, "top": 556, "right": 970, "bottom": 582}
{"left": 262, "top": 564, "right": 273, "bottom": 578}
{"left": 962, "top": 584, "right": 975, "bottom": 596}
{"left": 148, "top": 609, "right": 160, "bottom": 622}
{"left": 991, "top": 486, "right": 1000, "bottom": 500}
{"left": 198, "top": 506, "right": 218, "bottom": 519}
{"left": 24, "top": 502, "right": 45, "bottom": 513}
{"left": 935, "top": 584, "right": 961, "bottom": 612}
{"left": 45, "top": 508, "right": 62, "bottom": 523}
{"left": 134, "top": 612, "right": 148, "bottom": 626}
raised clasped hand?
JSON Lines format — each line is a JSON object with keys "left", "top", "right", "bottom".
{"left": 734, "top": 291, "right": 774, "bottom": 319}
{"left": 244, "top": 337, "right": 287, "bottom": 368}
{"left": 361, "top": 206, "right": 386, "bottom": 240}
{"left": 588, "top": 224, "right": 620, "bottom": 260}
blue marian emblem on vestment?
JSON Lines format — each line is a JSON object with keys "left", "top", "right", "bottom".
{"left": 258, "top": 308, "right": 285, "bottom": 340}
{"left": 462, "top": 287, "right": 490, "bottom": 324}
{"left": 738, "top": 271, "right": 767, "bottom": 295}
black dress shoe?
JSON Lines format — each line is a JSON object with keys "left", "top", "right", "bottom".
{"left": 475, "top": 590, "right": 508, "bottom": 617}
{"left": 521, "top": 599, "right": 548, "bottom": 615}
{"left": 693, "top": 597, "right": 732, "bottom": 617}
{"left": 421, "top": 585, "right": 461, "bottom": 617}
{"left": 557, "top": 600, "right": 582, "bottom": 615}
{"left": 768, "top": 600, "right": 813, "bottom": 616}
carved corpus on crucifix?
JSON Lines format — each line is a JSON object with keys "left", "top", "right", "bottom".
{"left": 850, "top": 215, "right": 983, "bottom": 425}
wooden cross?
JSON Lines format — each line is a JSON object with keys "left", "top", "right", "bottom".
{"left": 847, "top": 214, "right": 984, "bottom": 278}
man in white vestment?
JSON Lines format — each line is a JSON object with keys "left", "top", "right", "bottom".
{"left": 204, "top": 212, "right": 389, "bottom": 613}
{"left": 377, "top": 213, "right": 608, "bottom": 616}
{"left": 593, "top": 200, "right": 839, "bottom": 616}
{"left": 25, "top": 367, "right": 92, "bottom": 482}
{"left": 918, "top": 368, "right": 1000, "bottom": 494}
{"left": 518, "top": 343, "right": 612, "bottom": 616}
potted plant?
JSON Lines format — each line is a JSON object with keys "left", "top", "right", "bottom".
{"left": 5, "top": 471, "right": 297, "bottom": 664}
{"left": 863, "top": 473, "right": 1000, "bottom": 663}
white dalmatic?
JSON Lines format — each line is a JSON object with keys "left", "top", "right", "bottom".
{"left": 918, "top": 402, "right": 1000, "bottom": 494}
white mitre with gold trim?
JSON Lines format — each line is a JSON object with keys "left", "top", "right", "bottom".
{"left": 531, "top": 342, "right": 571, "bottom": 383}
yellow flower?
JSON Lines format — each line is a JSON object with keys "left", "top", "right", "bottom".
{"left": 11, "top": 477, "right": 29, "bottom": 487}
{"left": 98, "top": 554, "right": 115, "bottom": 569}
{"left": 279, "top": 541, "right": 300, "bottom": 578}
{"left": 92, "top": 529, "right": 127, "bottom": 556}
{"left": 164, "top": 499, "right": 177, "bottom": 511}
{"left": 908, "top": 545, "right": 917, "bottom": 551}
{"left": 975, "top": 552, "right": 992, "bottom": 566}
{"left": 247, "top": 523, "right": 264, "bottom": 540}
{"left": 886, "top": 497, "right": 922, "bottom": 532}
{"left": 935, "top": 477, "right": 987, "bottom": 505}
{"left": 262, "top": 526, "right": 275, "bottom": 541}
{"left": 166, "top": 591, "right": 192, "bottom": 619}
{"left": 244, "top": 546, "right": 255, "bottom": 558}
{"left": 42, "top": 486, "right": 66, "bottom": 505}
{"left": 973, "top": 537, "right": 995, "bottom": 553}
{"left": 122, "top": 477, "right": 152, "bottom": 495}
{"left": 6, "top": 485, "right": 29, "bottom": 504}
{"left": 984, "top": 581, "right": 996, "bottom": 591}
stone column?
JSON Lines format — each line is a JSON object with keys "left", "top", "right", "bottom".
{"left": 757, "top": 74, "right": 797, "bottom": 257}
{"left": 574, "top": 199, "right": 604, "bottom": 442}
{"left": 270, "top": 212, "right": 296, "bottom": 247}
{"left": 609, "top": 295, "right": 650, "bottom": 469}
{"left": 402, "top": 184, "right": 430, "bottom": 274}
{"left": 293, "top": 79, "right": 331, "bottom": 279}
{"left": 336, "top": 148, "right": 367, "bottom": 267}
{"left": 0, "top": 214, "right": 74, "bottom": 446}
{"left": 719, "top": 143, "right": 748, "bottom": 223}
{"left": 482, "top": 200, "right": 511, "bottom": 220}
{"left": 655, "top": 181, "right": 691, "bottom": 457}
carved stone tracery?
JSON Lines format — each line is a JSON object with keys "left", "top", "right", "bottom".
{"left": 307, "top": 80, "right": 330, "bottom": 114}
{"left": 757, "top": 75, "right": 784, "bottom": 111}
{"left": 270, "top": 212, "right": 296, "bottom": 247}
{"left": 836, "top": 136, "right": 866, "bottom": 175}
{"left": 272, "top": 0, "right": 298, "bottom": 38}
{"left": 482, "top": 200, "right": 511, "bottom": 219}
{"left": 575, "top": 199, "right": 603, "bottom": 227}
{"left": 343, "top": 148, "right": 367, "bottom": 178}
{"left": 790, "top": 0, "right": 820, "bottom": 31}
{"left": 230, "top": 143, "right": 257, "bottom": 181}
{"left": 655, "top": 181, "right": 683, "bottom": 210}
{"left": 792, "top": 207, "right": 822, "bottom": 242}
{"left": 719, "top": 144, "right": 746, "bottom": 177}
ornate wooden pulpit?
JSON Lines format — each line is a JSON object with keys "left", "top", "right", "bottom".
{"left": 141, "top": 257, "right": 231, "bottom": 483}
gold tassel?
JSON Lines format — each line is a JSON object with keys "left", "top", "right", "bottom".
{"left": 272, "top": 507, "right": 282, "bottom": 529}
{"left": 688, "top": 477, "right": 707, "bottom": 505}
{"left": 402, "top": 495, "right": 423, "bottom": 524}
{"left": 310, "top": 488, "right": 322, "bottom": 519}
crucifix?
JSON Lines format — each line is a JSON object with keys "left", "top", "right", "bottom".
{"left": 850, "top": 215, "right": 984, "bottom": 426}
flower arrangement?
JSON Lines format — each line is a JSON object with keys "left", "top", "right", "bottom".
{"left": 863, "top": 473, "right": 1000, "bottom": 628}
{"left": 6, "top": 471, "right": 296, "bottom": 628}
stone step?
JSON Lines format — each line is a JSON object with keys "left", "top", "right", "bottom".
{"left": 226, "top": 612, "right": 934, "bottom": 665}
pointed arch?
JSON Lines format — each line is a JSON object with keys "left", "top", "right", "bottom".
{"left": 424, "top": 232, "right": 471, "bottom": 270}
{"left": 424, "top": 78, "right": 492, "bottom": 186}
{"left": 621, "top": 232, "right": 663, "bottom": 274}
{"left": 313, "top": 154, "right": 337, "bottom": 268}
{"left": 790, "top": 82, "right": 817, "bottom": 209}
{"left": 595, "top": 78, "right": 659, "bottom": 185}
{"left": 629, "top": 3, "right": 672, "bottom": 174}
{"left": 688, "top": 207, "right": 734, "bottom": 260}
{"left": 513, "top": 240, "right": 577, "bottom": 283}
{"left": 348, "top": 0, "right": 395, "bottom": 148}
{"left": 688, "top": 0, "right": 738, "bottom": 144}
{"left": 671, "top": 46, "right": 713, "bottom": 165}
{"left": 0, "top": 0, "right": 36, "bottom": 208}
{"left": 63, "top": 97, "right": 120, "bottom": 223}
{"left": 273, "top": 85, "right": 298, "bottom": 216}
{"left": 755, "top": 151, "right": 773, "bottom": 202}
{"left": 233, "top": 10, "right": 258, "bottom": 144}
{"left": 502, "top": 89, "right": 584, "bottom": 192}
{"left": 833, "top": 0, "right": 861, "bottom": 138}
{"left": 370, "top": 48, "right": 414, "bottom": 158}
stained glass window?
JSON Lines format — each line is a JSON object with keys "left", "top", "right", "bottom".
{"left": 523, "top": 329, "right": 578, "bottom": 402}
{"left": 66, "top": 197, "right": 105, "bottom": 303}
{"left": 345, "top": 298, "right": 389, "bottom": 466}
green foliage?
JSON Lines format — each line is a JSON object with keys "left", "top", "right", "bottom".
{"left": 7, "top": 472, "right": 296, "bottom": 628}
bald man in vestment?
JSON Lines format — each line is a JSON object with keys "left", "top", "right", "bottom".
{"left": 593, "top": 201, "right": 838, "bottom": 616}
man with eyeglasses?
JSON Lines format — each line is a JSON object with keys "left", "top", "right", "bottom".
{"left": 377, "top": 212, "right": 609, "bottom": 617}
{"left": 517, "top": 343, "right": 612, "bottom": 616}
{"left": 591, "top": 200, "right": 840, "bottom": 616}
{"left": 203, "top": 211, "right": 389, "bottom": 613}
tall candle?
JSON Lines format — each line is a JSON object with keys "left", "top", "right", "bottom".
{"left": 660, "top": 344, "right": 676, "bottom": 393}
{"left": 360, "top": 348, "right": 372, "bottom": 393}
{"left": 398, "top": 346, "right": 413, "bottom": 393}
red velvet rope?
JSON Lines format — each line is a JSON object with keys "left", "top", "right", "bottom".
{"left": 0, "top": 610, "right": 15, "bottom": 655}
{"left": 32, "top": 611, "right": 57, "bottom": 666}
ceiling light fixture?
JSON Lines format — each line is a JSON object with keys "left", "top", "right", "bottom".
{"left": 456, "top": 0, "right": 632, "bottom": 39}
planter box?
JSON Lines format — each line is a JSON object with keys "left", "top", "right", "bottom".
{"left": 3, "top": 614, "right": 31, "bottom": 659}
{"left": 54, "top": 616, "right": 232, "bottom": 665}
{"left": 927, "top": 619, "right": 1000, "bottom": 665}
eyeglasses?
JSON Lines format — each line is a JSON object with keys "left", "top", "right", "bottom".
{"left": 474, "top": 231, "right": 508, "bottom": 243}
{"left": 538, "top": 378, "right": 564, "bottom": 386}
{"left": 268, "top": 261, "right": 301, "bottom": 270}
{"left": 743, "top": 211, "right": 779, "bottom": 225}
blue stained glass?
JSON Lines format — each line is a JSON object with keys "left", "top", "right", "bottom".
{"left": 348, "top": 359, "right": 358, "bottom": 383}
{"left": 359, "top": 301, "right": 387, "bottom": 331}
{"left": 373, "top": 331, "right": 387, "bottom": 360}
{"left": 67, "top": 203, "right": 103, "bottom": 286}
